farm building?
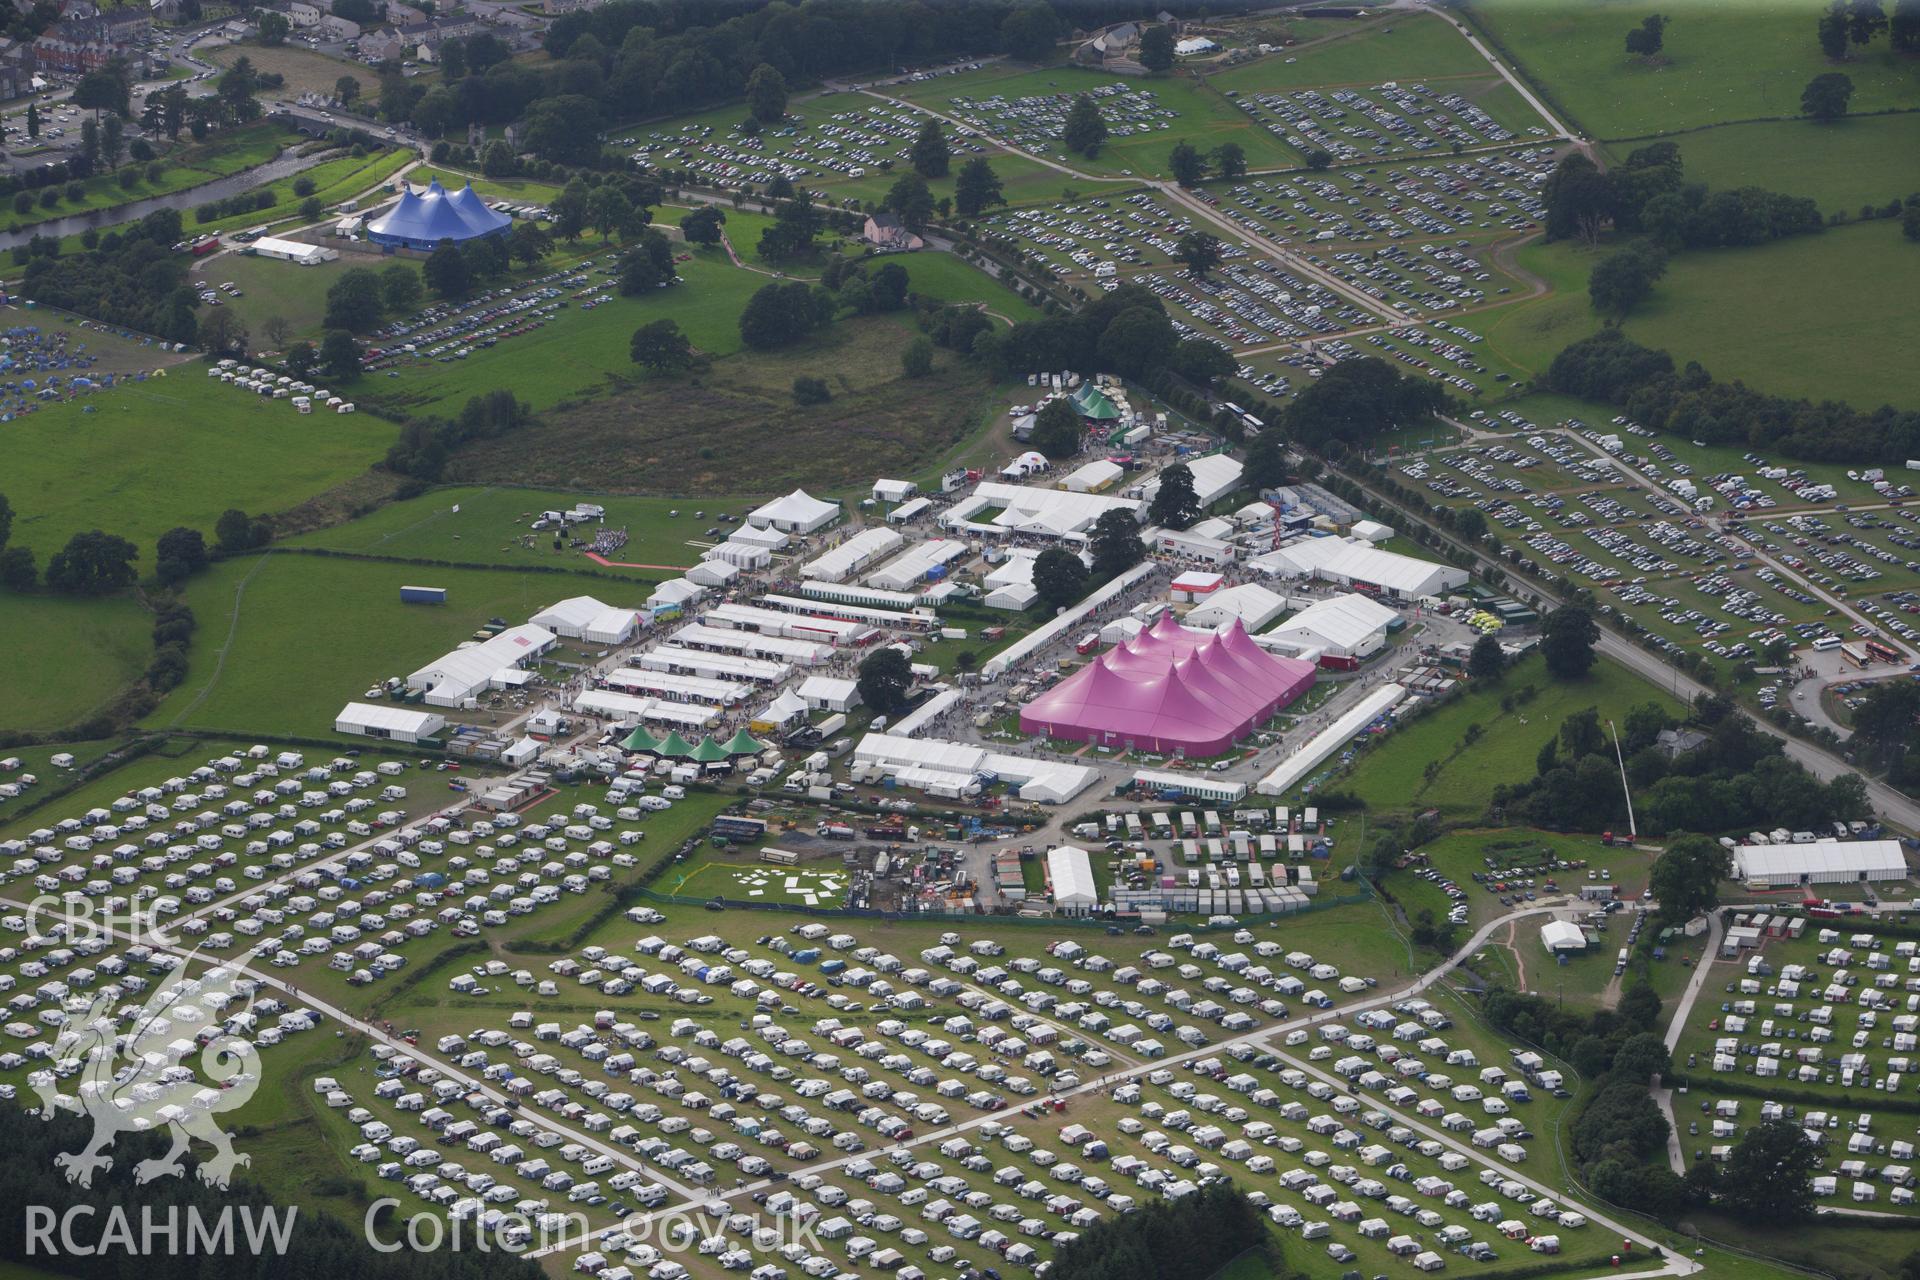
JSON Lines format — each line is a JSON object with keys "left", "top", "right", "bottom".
{"left": 531, "top": 596, "right": 642, "bottom": 646}
{"left": 408, "top": 624, "right": 555, "bottom": 707}
{"left": 1020, "top": 613, "right": 1316, "bottom": 755}
{"left": 1048, "top": 845, "right": 1098, "bottom": 914}
{"left": 1539, "top": 921, "right": 1585, "bottom": 954}
{"left": 1263, "top": 593, "right": 1397, "bottom": 659}
{"left": 366, "top": 179, "right": 511, "bottom": 251}
{"left": 1250, "top": 536, "right": 1467, "bottom": 600}
{"left": 1185, "top": 583, "right": 1287, "bottom": 632}
{"left": 748, "top": 489, "right": 841, "bottom": 535}
{"left": 250, "top": 236, "right": 337, "bottom": 265}
{"left": 334, "top": 702, "right": 445, "bottom": 743}
{"left": 1731, "top": 841, "right": 1908, "bottom": 885}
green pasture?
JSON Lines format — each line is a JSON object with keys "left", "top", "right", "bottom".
{"left": 148, "top": 552, "right": 621, "bottom": 738}
{"left": 1338, "top": 653, "right": 1682, "bottom": 820}
{"left": 1210, "top": 10, "right": 1503, "bottom": 94}
{"left": 1482, "top": 223, "right": 1920, "bottom": 409}
{"left": 0, "top": 369, "right": 395, "bottom": 555}
{"left": 1618, "top": 113, "right": 1920, "bottom": 215}
{"left": 1466, "top": 0, "right": 1920, "bottom": 139}
{"left": 0, "top": 591, "right": 151, "bottom": 730}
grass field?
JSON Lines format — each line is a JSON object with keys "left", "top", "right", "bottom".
{"left": 282, "top": 484, "right": 748, "bottom": 576}
{"left": 445, "top": 312, "right": 1003, "bottom": 495}
{"left": 208, "top": 42, "right": 371, "bottom": 101}
{"left": 889, "top": 251, "right": 1046, "bottom": 321}
{"left": 371, "top": 253, "right": 763, "bottom": 416}
{"left": 1466, "top": 0, "right": 1920, "bottom": 139}
{"left": 0, "top": 591, "right": 150, "bottom": 729}
{"left": 2, "top": 123, "right": 293, "bottom": 232}
{"left": 1339, "top": 653, "right": 1683, "bottom": 821}
{"left": 1618, "top": 114, "right": 1920, "bottom": 215}
{"left": 149, "top": 552, "right": 626, "bottom": 738}
{"left": 1482, "top": 222, "right": 1920, "bottom": 408}
{"left": 0, "top": 370, "right": 396, "bottom": 555}
{"left": 194, "top": 251, "right": 379, "bottom": 343}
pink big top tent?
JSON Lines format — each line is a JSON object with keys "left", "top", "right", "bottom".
{"left": 1020, "top": 612, "right": 1316, "bottom": 755}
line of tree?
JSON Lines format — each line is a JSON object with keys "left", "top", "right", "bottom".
{"left": 17, "top": 207, "right": 198, "bottom": 344}
{"left": 1545, "top": 143, "right": 1822, "bottom": 249}
{"left": 384, "top": 390, "right": 538, "bottom": 482}
{"left": 1816, "top": 0, "right": 1920, "bottom": 59}
{"left": 1491, "top": 692, "right": 1869, "bottom": 837}
{"left": 381, "top": 0, "right": 1244, "bottom": 154}
{"left": 1050, "top": 1181, "right": 1273, "bottom": 1280}
{"left": 1547, "top": 327, "right": 1920, "bottom": 462}
{"left": 1280, "top": 355, "right": 1450, "bottom": 455}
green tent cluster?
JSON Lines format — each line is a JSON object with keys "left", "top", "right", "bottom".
{"left": 1070, "top": 382, "right": 1120, "bottom": 421}
{"left": 619, "top": 727, "right": 766, "bottom": 757}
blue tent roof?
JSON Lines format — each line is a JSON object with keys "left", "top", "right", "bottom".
{"left": 367, "top": 179, "right": 511, "bottom": 246}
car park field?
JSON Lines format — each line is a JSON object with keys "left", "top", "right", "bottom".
{"left": 894, "top": 66, "right": 1301, "bottom": 179}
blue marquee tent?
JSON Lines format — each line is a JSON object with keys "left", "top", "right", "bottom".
{"left": 366, "top": 179, "right": 512, "bottom": 251}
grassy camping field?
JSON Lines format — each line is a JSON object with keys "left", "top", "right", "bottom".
{"left": 1482, "top": 222, "right": 1920, "bottom": 408}
{"left": 1465, "top": 0, "right": 1920, "bottom": 138}
{"left": 0, "top": 592, "right": 151, "bottom": 729}
{"left": 1337, "top": 654, "right": 1684, "bottom": 820}
{"left": 0, "top": 371, "right": 396, "bottom": 555}
{"left": 1618, "top": 114, "right": 1920, "bottom": 215}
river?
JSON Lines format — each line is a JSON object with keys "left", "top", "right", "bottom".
{"left": 0, "top": 146, "right": 331, "bottom": 251}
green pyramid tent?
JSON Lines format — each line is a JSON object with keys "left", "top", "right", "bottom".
{"left": 690, "top": 736, "right": 729, "bottom": 763}
{"left": 656, "top": 731, "right": 696, "bottom": 758}
{"left": 619, "top": 726, "right": 660, "bottom": 754}
{"left": 1071, "top": 382, "right": 1120, "bottom": 420}
{"left": 722, "top": 728, "right": 764, "bottom": 756}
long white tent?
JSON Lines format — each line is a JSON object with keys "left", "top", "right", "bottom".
{"left": 409, "top": 624, "right": 556, "bottom": 707}
{"left": 1732, "top": 841, "right": 1908, "bottom": 885}
{"left": 1048, "top": 845, "right": 1098, "bottom": 914}
{"left": 1256, "top": 683, "right": 1408, "bottom": 796}
{"left": 748, "top": 489, "right": 839, "bottom": 534}
{"left": 334, "top": 702, "right": 445, "bottom": 742}
{"left": 1251, "top": 537, "right": 1467, "bottom": 600}
{"left": 853, "top": 734, "right": 1095, "bottom": 804}
{"left": 573, "top": 688, "right": 719, "bottom": 729}
{"left": 672, "top": 623, "right": 831, "bottom": 665}
{"left": 804, "top": 528, "right": 904, "bottom": 582}
{"left": 604, "top": 666, "right": 749, "bottom": 705}
{"left": 640, "top": 646, "right": 791, "bottom": 684}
